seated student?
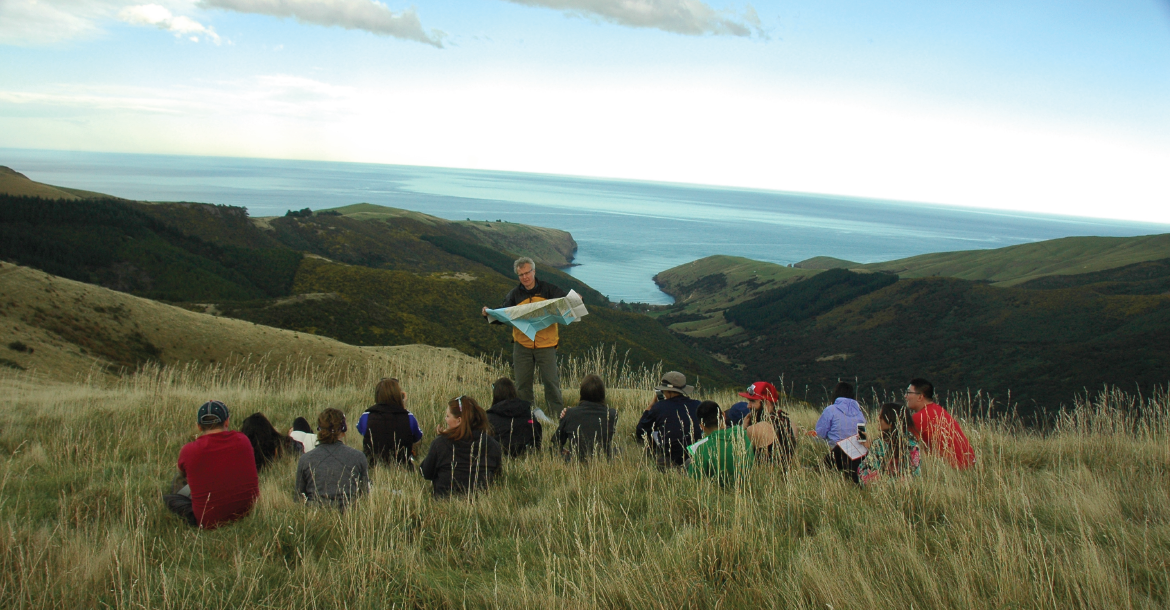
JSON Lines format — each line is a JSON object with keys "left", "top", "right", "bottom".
{"left": 724, "top": 381, "right": 775, "bottom": 426}
{"left": 813, "top": 382, "right": 867, "bottom": 447}
{"left": 419, "top": 396, "right": 503, "bottom": 498}
{"left": 556, "top": 374, "right": 619, "bottom": 461}
{"left": 812, "top": 382, "right": 867, "bottom": 479}
{"left": 905, "top": 378, "right": 975, "bottom": 469}
{"left": 858, "top": 403, "right": 921, "bottom": 485}
{"left": 634, "top": 371, "right": 702, "bottom": 468}
{"left": 288, "top": 417, "right": 318, "bottom": 453}
{"left": 357, "top": 378, "right": 423, "bottom": 467}
{"left": 741, "top": 383, "right": 797, "bottom": 467}
{"left": 240, "top": 412, "right": 303, "bottom": 471}
{"left": 486, "top": 377, "right": 542, "bottom": 457}
{"left": 162, "top": 400, "right": 259, "bottom": 529}
{"left": 295, "top": 408, "right": 369, "bottom": 508}
{"left": 687, "top": 401, "right": 754, "bottom": 485}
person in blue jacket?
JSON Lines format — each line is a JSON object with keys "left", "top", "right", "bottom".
{"left": 634, "top": 371, "right": 702, "bottom": 469}
{"left": 812, "top": 381, "right": 867, "bottom": 479}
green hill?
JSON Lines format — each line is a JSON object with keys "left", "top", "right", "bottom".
{"left": 1016, "top": 257, "right": 1170, "bottom": 295}
{"left": 793, "top": 255, "right": 858, "bottom": 269}
{"left": 0, "top": 260, "right": 411, "bottom": 381}
{"left": 652, "top": 255, "right": 816, "bottom": 337}
{"left": 700, "top": 271, "right": 1170, "bottom": 414}
{"left": 0, "top": 194, "right": 302, "bottom": 302}
{"left": 321, "top": 202, "right": 578, "bottom": 268}
{"left": 860, "top": 234, "right": 1170, "bottom": 286}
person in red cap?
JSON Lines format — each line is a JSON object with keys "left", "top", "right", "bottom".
{"left": 725, "top": 381, "right": 777, "bottom": 426}
{"left": 734, "top": 382, "right": 797, "bottom": 466}
{"left": 163, "top": 400, "right": 259, "bottom": 529}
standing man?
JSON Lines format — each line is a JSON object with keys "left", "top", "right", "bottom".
{"left": 905, "top": 378, "right": 975, "bottom": 469}
{"left": 163, "top": 400, "right": 259, "bottom": 529}
{"left": 483, "top": 257, "right": 567, "bottom": 414}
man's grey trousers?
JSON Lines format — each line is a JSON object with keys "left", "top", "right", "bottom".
{"left": 513, "top": 343, "right": 563, "bottom": 413}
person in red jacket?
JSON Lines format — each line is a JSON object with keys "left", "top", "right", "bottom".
{"left": 905, "top": 378, "right": 975, "bottom": 470}
{"left": 163, "top": 400, "right": 260, "bottom": 529}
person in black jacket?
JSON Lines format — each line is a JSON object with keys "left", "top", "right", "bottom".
{"left": 557, "top": 374, "right": 619, "bottom": 461}
{"left": 419, "top": 396, "right": 503, "bottom": 499}
{"left": 634, "top": 371, "right": 702, "bottom": 469}
{"left": 486, "top": 377, "right": 542, "bottom": 457}
{"left": 357, "top": 378, "right": 424, "bottom": 467}
{"left": 481, "top": 257, "right": 568, "bottom": 413}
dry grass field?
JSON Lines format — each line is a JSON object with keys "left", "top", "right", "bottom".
{"left": 0, "top": 343, "right": 1166, "bottom": 609}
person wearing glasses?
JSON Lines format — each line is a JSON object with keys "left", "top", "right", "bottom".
{"left": 905, "top": 378, "right": 975, "bottom": 469}
{"left": 419, "top": 396, "right": 503, "bottom": 498}
{"left": 481, "top": 256, "right": 568, "bottom": 415}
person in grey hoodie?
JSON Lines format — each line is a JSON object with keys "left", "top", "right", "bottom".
{"left": 296, "top": 408, "right": 369, "bottom": 508}
{"left": 813, "top": 382, "right": 867, "bottom": 480}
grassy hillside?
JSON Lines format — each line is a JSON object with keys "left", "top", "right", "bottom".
{"left": 0, "top": 354, "right": 1165, "bottom": 608}
{"left": 454, "top": 219, "right": 577, "bottom": 267}
{"left": 1017, "top": 257, "right": 1170, "bottom": 295}
{"left": 0, "top": 194, "right": 302, "bottom": 302}
{"left": 704, "top": 273, "right": 1170, "bottom": 413}
{"left": 652, "top": 255, "right": 816, "bottom": 337}
{"left": 321, "top": 203, "right": 578, "bottom": 268}
{"left": 0, "top": 261, "right": 413, "bottom": 381}
{"left": 860, "top": 234, "right": 1170, "bottom": 286}
{"left": 0, "top": 166, "right": 80, "bottom": 200}
{"left": 793, "top": 255, "right": 858, "bottom": 269}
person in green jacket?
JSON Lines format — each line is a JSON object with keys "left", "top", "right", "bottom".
{"left": 687, "top": 401, "right": 754, "bottom": 485}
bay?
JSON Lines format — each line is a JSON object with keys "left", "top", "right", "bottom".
{"left": 4, "top": 148, "right": 1166, "bottom": 304}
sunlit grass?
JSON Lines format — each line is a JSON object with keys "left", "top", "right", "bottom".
{"left": 0, "top": 347, "right": 1167, "bottom": 608}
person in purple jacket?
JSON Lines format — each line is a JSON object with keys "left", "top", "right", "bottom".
{"left": 812, "top": 381, "right": 867, "bottom": 480}
{"left": 357, "top": 378, "right": 424, "bottom": 467}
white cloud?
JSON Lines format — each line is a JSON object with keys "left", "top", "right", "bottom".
{"left": 119, "top": 4, "right": 220, "bottom": 42}
{"left": 503, "top": 0, "right": 762, "bottom": 37}
{"left": 0, "top": 0, "right": 110, "bottom": 44}
{"left": 198, "top": 0, "right": 444, "bottom": 47}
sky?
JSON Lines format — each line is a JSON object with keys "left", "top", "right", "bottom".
{"left": 1, "top": 0, "right": 1169, "bottom": 223}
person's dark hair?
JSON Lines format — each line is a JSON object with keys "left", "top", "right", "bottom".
{"left": 445, "top": 396, "right": 491, "bottom": 442}
{"left": 316, "top": 408, "right": 347, "bottom": 444}
{"left": 697, "top": 400, "right": 721, "bottom": 429}
{"left": 832, "top": 381, "right": 855, "bottom": 401}
{"left": 291, "top": 417, "right": 312, "bottom": 434}
{"left": 909, "top": 378, "right": 934, "bottom": 400}
{"left": 375, "top": 377, "right": 404, "bottom": 406}
{"left": 579, "top": 374, "right": 606, "bottom": 404}
{"left": 879, "top": 403, "right": 911, "bottom": 473}
{"left": 492, "top": 378, "right": 518, "bottom": 405}
{"left": 240, "top": 412, "right": 287, "bottom": 471}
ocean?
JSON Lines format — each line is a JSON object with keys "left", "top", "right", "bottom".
{"left": 4, "top": 148, "right": 1166, "bottom": 304}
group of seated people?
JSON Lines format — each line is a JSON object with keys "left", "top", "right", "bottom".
{"left": 636, "top": 373, "right": 973, "bottom": 484}
{"left": 161, "top": 372, "right": 974, "bottom": 529}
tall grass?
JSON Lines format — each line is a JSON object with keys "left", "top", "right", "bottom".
{"left": 0, "top": 351, "right": 1167, "bottom": 609}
